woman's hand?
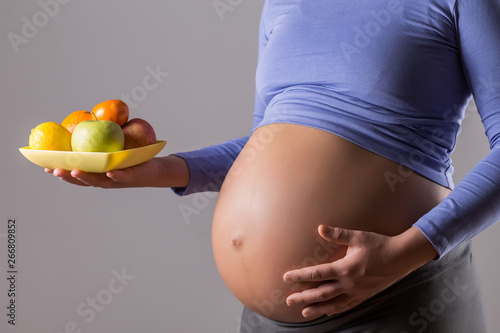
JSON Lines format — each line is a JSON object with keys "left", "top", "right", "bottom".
{"left": 283, "top": 225, "right": 438, "bottom": 318}
{"left": 45, "top": 155, "right": 189, "bottom": 189}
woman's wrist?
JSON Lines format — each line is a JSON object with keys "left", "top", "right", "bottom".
{"left": 153, "top": 155, "right": 190, "bottom": 188}
{"left": 391, "top": 226, "right": 439, "bottom": 274}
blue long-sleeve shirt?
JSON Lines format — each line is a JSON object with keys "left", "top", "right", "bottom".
{"left": 173, "top": 0, "right": 500, "bottom": 258}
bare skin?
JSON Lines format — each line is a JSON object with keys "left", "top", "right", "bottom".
{"left": 212, "top": 124, "right": 443, "bottom": 322}
{"left": 46, "top": 155, "right": 189, "bottom": 188}
{"left": 47, "top": 129, "right": 441, "bottom": 321}
{"left": 283, "top": 224, "right": 438, "bottom": 318}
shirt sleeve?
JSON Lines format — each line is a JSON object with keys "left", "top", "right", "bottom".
{"left": 171, "top": 2, "right": 269, "bottom": 196}
{"left": 413, "top": 0, "right": 500, "bottom": 258}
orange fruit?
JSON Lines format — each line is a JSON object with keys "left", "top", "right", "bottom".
{"left": 92, "top": 99, "right": 129, "bottom": 126}
{"left": 29, "top": 122, "right": 72, "bottom": 151}
{"left": 61, "top": 110, "right": 94, "bottom": 133}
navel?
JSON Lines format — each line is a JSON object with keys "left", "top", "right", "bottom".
{"left": 231, "top": 234, "right": 243, "bottom": 249}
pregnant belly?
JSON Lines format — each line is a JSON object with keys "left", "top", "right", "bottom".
{"left": 212, "top": 124, "right": 450, "bottom": 323}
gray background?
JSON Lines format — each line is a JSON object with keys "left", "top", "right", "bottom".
{"left": 1, "top": 1, "right": 498, "bottom": 332}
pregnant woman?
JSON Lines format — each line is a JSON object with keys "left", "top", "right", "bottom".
{"left": 49, "top": 0, "right": 500, "bottom": 332}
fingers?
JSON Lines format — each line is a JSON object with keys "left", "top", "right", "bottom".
{"left": 285, "top": 283, "right": 362, "bottom": 318}
{"left": 318, "top": 225, "right": 356, "bottom": 245}
{"left": 48, "top": 168, "right": 90, "bottom": 186}
{"left": 286, "top": 281, "right": 342, "bottom": 307}
{"left": 70, "top": 169, "right": 122, "bottom": 188}
{"left": 283, "top": 262, "right": 341, "bottom": 283}
{"left": 106, "top": 169, "right": 129, "bottom": 183}
{"left": 302, "top": 294, "right": 362, "bottom": 318}
{"left": 45, "top": 160, "right": 154, "bottom": 188}
{"left": 47, "top": 168, "right": 120, "bottom": 187}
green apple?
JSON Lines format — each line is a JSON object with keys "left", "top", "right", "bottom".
{"left": 71, "top": 120, "right": 125, "bottom": 152}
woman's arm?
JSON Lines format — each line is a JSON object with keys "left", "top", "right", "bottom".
{"left": 413, "top": 0, "right": 500, "bottom": 257}
{"left": 283, "top": 0, "right": 500, "bottom": 318}
{"left": 46, "top": 125, "right": 258, "bottom": 190}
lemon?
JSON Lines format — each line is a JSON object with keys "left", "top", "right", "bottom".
{"left": 29, "top": 122, "right": 72, "bottom": 151}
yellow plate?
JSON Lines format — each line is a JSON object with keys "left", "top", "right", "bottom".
{"left": 19, "top": 140, "right": 167, "bottom": 173}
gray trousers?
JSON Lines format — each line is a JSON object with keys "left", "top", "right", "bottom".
{"left": 240, "top": 240, "right": 485, "bottom": 333}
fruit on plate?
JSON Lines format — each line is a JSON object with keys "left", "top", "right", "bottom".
{"left": 24, "top": 98, "right": 160, "bottom": 155}
{"left": 92, "top": 99, "right": 129, "bottom": 126}
{"left": 71, "top": 120, "right": 125, "bottom": 152}
{"left": 122, "top": 118, "right": 157, "bottom": 149}
{"left": 61, "top": 110, "right": 94, "bottom": 133}
{"left": 29, "top": 122, "right": 72, "bottom": 151}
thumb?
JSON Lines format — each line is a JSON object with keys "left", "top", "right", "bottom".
{"left": 318, "top": 225, "right": 354, "bottom": 246}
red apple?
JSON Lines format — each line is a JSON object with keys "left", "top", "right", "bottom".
{"left": 121, "top": 118, "right": 157, "bottom": 149}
